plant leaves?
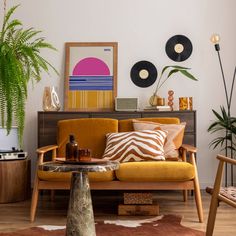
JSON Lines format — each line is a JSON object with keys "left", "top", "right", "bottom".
{"left": 179, "top": 70, "right": 198, "bottom": 81}
{"left": 0, "top": 5, "right": 58, "bottom": 147}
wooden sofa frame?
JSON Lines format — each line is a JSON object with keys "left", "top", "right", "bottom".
{"left": 30, "top": 143, "right": 203, "bottom": 223}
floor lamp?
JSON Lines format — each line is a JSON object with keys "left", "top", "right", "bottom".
{"left": 210, "top": 34, "right": 236, "bottom": 186}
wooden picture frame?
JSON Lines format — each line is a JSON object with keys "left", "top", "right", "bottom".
{"left": 64, "top": 42, "right": 118, "bottom": 111}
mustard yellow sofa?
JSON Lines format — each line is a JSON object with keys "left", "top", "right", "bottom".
{"left": 31, "top": 117, "right": 203, "bottom": 223}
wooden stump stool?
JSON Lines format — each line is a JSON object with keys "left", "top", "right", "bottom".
{"left": 0, "top": 159, "right": 31, "bottom": 203}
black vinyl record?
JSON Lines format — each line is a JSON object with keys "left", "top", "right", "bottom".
{"left": 165, "top": 35, "right": 193, "bottom": 62}
{"left": 130, "top": 61, "right": 158, "bottom": 88}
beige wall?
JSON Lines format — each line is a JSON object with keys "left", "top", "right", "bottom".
{"left": 1, "top": 0, "right": 236, "bottom": 187}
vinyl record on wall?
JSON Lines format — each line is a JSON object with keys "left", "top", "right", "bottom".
{"left": 130, "top": 60, "right": 158, "bottom": 88}
{"left": 165, "top": 35, "right": 193, "bottom": 62}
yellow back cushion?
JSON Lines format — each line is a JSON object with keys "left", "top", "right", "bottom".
{"left": 118, "top": 117, "right": 180, "bottom": 132}
{"left": 57, "top": 118, "right": 118, "bottom": 158}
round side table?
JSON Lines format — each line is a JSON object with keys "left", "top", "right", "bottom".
{"left": 39, "top": 159, "right": 119, "bottom": 236}
{"left": 0, "top": 158, "right": 31, "bottom": 203}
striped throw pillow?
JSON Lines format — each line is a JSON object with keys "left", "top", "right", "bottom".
{"left": 102, "top": 130, "right": 167, "bottom": 162}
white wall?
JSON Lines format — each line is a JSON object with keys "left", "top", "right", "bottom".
{"left": 1, "top": 0, "right": 236, "bottom": 188}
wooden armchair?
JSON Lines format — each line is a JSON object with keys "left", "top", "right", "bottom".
{"left": 206, "top": 154, "right": 236, "bottom": 236}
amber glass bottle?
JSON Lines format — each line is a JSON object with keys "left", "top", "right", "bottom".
{"left": 65, "top": 134, "right": 79, "bottom": 161}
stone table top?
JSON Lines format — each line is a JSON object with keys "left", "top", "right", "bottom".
{"left": 39, "top": 159, "right": 119, "bottom": 173}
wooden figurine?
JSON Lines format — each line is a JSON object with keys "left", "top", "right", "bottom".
{"left": 168, "top": 90, "right": 174, "bottom": 111}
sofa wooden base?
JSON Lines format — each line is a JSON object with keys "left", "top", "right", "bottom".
{"left": 38, "top": 180, "right": 194, "bottom": 190}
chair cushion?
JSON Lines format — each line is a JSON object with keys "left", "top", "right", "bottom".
{"left": 220, "top": 187, "right": 236, "bottom": 202}
{"left": 102, "top": 130, "right": 167, "bottom": 162}
{"left": 115, "top": 161, "right": 195, "bottom": 181}
{"left": 38, "top": 170, "right": 115, "bottom": 182}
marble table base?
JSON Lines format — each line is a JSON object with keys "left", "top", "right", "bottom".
{"left": 66, "top": 172, "right": 96, "bottom": 236}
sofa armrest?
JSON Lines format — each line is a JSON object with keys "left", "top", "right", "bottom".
{"left": 36, "top": 145, "right": 58, "bottom": 165}
{"left": 181, "top": 144, "right": 197, "bottom": 153}
{"left": 179, "top": 144, "right": 197, "bottom": 162}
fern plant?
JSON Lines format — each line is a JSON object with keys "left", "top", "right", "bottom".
{"left": 0, "top": 5, "right": 58, "bottom": 147}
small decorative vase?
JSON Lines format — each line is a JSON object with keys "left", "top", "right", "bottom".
{"left": 149, "top": 94, "right": 165, "bottom": 106}
{"left": 168, "top": 90, "right": 174, "bottom": 111}
{"left": 42, "top": 86, "right": 61, "bottom": 111}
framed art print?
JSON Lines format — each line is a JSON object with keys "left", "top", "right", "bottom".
{"left": 64, "top": 42, "right": 117, "bottom": 111}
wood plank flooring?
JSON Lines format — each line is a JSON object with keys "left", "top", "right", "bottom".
{"left": 0, "top": 190, "right": 235, "bottom": 235}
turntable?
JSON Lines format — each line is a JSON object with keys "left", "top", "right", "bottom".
{"left": 0, "top": 147, "right": 27, "bottom": 160}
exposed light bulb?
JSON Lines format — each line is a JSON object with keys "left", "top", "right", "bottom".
{"left": 210, "top": 34, "right": 220, "bottom": 44}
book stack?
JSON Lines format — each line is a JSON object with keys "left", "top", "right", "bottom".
{"left": 144, "top": 105, "right": 171, "bottom": 111}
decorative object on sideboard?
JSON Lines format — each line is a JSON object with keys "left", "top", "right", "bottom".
{"left": 130, "top": 60, "right": 158, "bottom": 88}
{"left": 0, "top": 2, "right": 58, "bottom": 147}
{"left": 115, "top": 98, "right": 138, "bottom": 111}
{"left": 64, "top": 42, "right": 117, "bottom": 112}
{"left": 167, "top": 90, "right": 174, "bottom": 111}
{"left": 208, "top": 34, "right": 236, "bottom": 186}
{"left": 165, "top": 34, "right": 193, "bottom": 62}
{"left": 149, "top": 66, "right": 197, "bottom": 107}
{"left": 42, "top": 86, "right": 60, "bottom": 111}
{"left": 179, "top": 97, "right": 193, "bottom": 111}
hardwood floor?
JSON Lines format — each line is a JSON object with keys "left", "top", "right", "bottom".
{"left": 0, "top": 190, "right": 235, "bottom": 235}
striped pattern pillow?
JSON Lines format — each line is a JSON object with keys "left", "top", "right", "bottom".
{"left": 102, "top": 130, "right": 167, "bottom": 162}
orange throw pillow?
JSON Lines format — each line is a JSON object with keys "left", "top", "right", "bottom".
{"left": 133, "top": 120, "right": 186, "bottom": 160}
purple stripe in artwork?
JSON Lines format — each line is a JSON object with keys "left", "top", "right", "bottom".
{"left": 69, "top": 76, "right": 113, "bottom": 91}
{"left": 69, "top": 86, "right": 112, "bottom": 90}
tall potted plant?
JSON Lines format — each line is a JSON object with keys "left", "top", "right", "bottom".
{"left": 0, "top": 3, "right": 58, "bottom": 147}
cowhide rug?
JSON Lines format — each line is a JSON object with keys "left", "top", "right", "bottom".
{"left": 0, "top": 215, "right": 204, "bottom": 236}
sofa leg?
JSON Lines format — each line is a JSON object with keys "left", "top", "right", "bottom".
{"left": 51, "top": 190, "right": 55, "bottom": 201}
{"left": 30, "top": 177, "right": 39, "bottom": 222}
{"left": 190, "top": 153, "right": 203, "bottom": 223}
{"left": 183, "top": 190, "right": 188, "bottom": 202}
{"left": 193, "top": 177, "right": 203, "bottom": 222}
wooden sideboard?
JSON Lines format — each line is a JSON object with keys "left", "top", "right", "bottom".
{"left": 38, "top": 110, "right": 196, "bottom": 148}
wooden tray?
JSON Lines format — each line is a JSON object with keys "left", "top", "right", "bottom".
{"left": 55, "top": 157, "right": 108, "bottom": 165}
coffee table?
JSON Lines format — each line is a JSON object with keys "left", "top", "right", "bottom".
{"left": 39, "top": 159, "right": 119, "bottom": 236}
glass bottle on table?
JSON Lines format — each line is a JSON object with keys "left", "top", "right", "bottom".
{"left": 66, "top": 135, "right": 79, "bottom": 161}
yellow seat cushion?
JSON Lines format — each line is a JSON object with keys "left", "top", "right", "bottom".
{"left": 115, "top": 161, "right": 195, "bottom": 182}
{"left": 38, "top": 170, "right": 115, "bottom": 182}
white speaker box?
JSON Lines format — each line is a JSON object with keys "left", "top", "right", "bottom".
{"left": 115, "top": 98, "right": 138, "bottom": 111}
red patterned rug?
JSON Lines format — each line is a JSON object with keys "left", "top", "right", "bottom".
{"left": 0, "top": 215, "right": 204, "bottom": 236}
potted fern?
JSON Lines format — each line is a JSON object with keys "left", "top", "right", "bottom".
{"left": 0, "top": 4, "right": 58, "bottom": 147}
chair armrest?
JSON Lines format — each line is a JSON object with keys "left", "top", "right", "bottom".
{"left": 36, "top": 145, "right": 58, "bottom": 165}
{"left": 37, "top": 145, "right": 58, "bottom": 154}
{"left": 217, "top": 154, "right": 236, "bottom": 165}
{"left": 181, "top": 144, "right": 197, "bottom": 153}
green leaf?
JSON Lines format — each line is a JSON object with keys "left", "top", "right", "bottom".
{"left": 167, "top": 69, "right": 180, "bottom": 78}
{"left": 169, "top": 65, "right": 190, "bottom": 70}
{"left": 179, "top": 70, "right": 198, "bottom": 81}
{"left": 0, "top": 4, "right": 58, "bottom": 147}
